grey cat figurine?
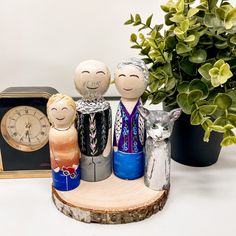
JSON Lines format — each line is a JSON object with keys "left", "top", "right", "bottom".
{"left": 139, "top": 107, "right": 181, "bottom": 191}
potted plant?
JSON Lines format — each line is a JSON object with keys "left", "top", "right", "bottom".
{"left": 125, "top": 0, "right": 236, "bottom": 166}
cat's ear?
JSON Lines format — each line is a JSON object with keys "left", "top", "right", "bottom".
{"left": 138, "top": 106, "right": 150, "bottom": 120}
{"left": 168, "top": 108, "right": 181, "bottom": 121}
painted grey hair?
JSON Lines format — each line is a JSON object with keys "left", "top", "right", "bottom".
{"left": 117, "top": 57, "right": 149, "bottom": 85}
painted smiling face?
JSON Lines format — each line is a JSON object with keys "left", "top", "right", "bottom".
{"left": 47, "top": 94, "right": 76, "bottom": 129}
{"left": 74, "top": 60, "right": 111, "bottom": 100}
{"left": 115, "top": 64, "right": 147, "bottom": 99}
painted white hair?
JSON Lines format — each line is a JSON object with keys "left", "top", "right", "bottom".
{"left": 117, "top": 57, "right": 149, "bottom": 85}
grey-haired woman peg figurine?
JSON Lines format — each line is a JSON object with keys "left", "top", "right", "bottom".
{"left": 113, "top": 58, "right": 149, "bottom": 180}
{"left": 139, "top": 107, "right": 181, "bottom": 191}
{"left": 74, "top": 60, "right": 112, "bottom": 182}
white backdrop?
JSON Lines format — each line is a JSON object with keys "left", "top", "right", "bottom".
{"left": 0, "top": 0, "right": 166, "bottom": 97}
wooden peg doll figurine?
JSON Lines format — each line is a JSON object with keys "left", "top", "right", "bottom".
{"left": 138, "top": 107, "right": 181, "bottom": 191}
{"left": 113, "top": 58, "right": 149, "bottom": 180}
{"left": 47, "top": 94, "right": 80, "bottom": 191}
{"left": 74, "top": 60, "right": 112, "bottom": 182}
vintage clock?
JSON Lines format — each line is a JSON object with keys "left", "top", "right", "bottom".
{"left": 0, "top": 87, "right": 58, "bottom": 178}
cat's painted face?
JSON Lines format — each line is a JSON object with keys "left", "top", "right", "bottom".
{"left": 139, "top": 107, "right": 181, "bottom": 141}
{"left": 147, "top": 116, "right": 172, "bottom": 141}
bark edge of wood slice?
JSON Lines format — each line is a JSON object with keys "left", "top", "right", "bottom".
{"left": 52, "top": 174, "right": 169, "bottom": 224}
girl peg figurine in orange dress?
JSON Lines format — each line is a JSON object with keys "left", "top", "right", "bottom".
{"left": 47, "top": 94, "right": 80, "bottom": 191}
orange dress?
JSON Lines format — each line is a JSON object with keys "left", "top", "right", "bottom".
{"left": 49, "top": 126, "right": 80, "bottom": 170}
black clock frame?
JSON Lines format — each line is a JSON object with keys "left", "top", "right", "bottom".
{"left": 0, "top": 87, "right": 58, "bottom": 178}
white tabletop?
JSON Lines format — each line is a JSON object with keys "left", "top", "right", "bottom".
{"left": 0, "top": 101, "right": 235, "bottom": 236}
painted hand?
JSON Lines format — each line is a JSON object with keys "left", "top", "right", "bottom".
{"left": 102, "top": 145, "right": 111, "bottom": 157}
{"left": 54, "top": 167, "right": 60, "bottom": 172}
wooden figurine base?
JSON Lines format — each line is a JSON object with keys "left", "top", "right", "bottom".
{"left": 52, "top": 174, "right": 169, "bottom": 224}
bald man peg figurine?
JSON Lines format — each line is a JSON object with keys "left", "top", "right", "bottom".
{"left": 74, "top": 60, "right": 112, "bottom": 182}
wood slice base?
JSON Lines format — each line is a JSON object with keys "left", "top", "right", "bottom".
{"left": 52, "top": 174, "right": 169, "bottom": 224}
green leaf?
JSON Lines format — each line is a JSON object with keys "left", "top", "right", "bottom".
{"left": 209, "top": 60, "right": 233, "bottom": 87}
{"left": 179, "top": 58, "right": 197, "bottom": 76}
{"left": 124, "top": 14, "right": 134, "bottom": 25}
{"left": 131, "top": 45, "right": 141, "bottom": 49}
{"left": 130, "top": 33, "right": 137, "bottom": 42}
{"left": 221, "top": 136, "right": 236, "bottom": 146}
{"left": 225, "top": 8, "right": 236, "bottom": 30}
{"left": 204, "top": 13, "right": 222, "bottom": 28}
{"left": 149, "top": 81, "right": 159, "bottom": 92}
{"left": 189, "top": 49, "right": 207, "bottom": 64}
{"left": 214, "top": 117, "right": 229, "bottom": 126}
{"left": 199, "top": 105, "right": 217, "bottom": 115}
{"left": 124, "top": 19, "right": 133, "bottom": 25}
{"left": 176, "top": 0, "right": 184, "bottom": 12}
{"left": 170, "top": 14, "right": 185, "bottom": 23}
{"left": 214, "top": 59, "right": 225, "bottom": 69}
{"left": 228, "top": 114, "right": 236, "bottom": 127}
{"left": 177, "top": 81, "right": 189, "bottom": 93}
{"left": 165, "top": 12, "right": 175, "bottom": 26}
{"left": 146, "top": 14, "right": 153, "bottom": 27}
{"left": 227, "top": 91, "right": 236, "bottom": 111}
{"left": 152, "top": 91, "right": 167, "bottom": 104}
{"left": 165, "top": 77, "right": 176, "bottom": 91}
{"left": 142, "top": 58, "right": 153, "bottom": 64}
{"left": 138, "top": 25, "right": 148, "bottom": 31}
{"left": 215, "top": 41, "right": 228, "bottom": 49}
{"left": 176, "top": 42, "right": 192, "bottom": 54}
{"left": 198, "top": 63, "right": 212, "bottom": 80}
{"left": 214, "top": 93, "right": 233, "bottom": 109}
{"left": 184, "top": 35, "right": 195, "bottom": 43}
{"left": 187, "top": 8, "right": 200, "bottom": 18}
{"left": 189, "top": 79, "right": 209, "bottom": 98}
{"left": 141, "top": 90, "right": 150, "bottom": 104}
{"left": 134, "top": 14, "right": 141, "bottom": 26}
{"left": 188, "top": 90, "right": 204, "bottom": 104}
{"left": 188, "top": 32, "right": 200, "bottom": 47}
{"left": 191, "top": 109, "right": 204, "bottom": 125}
{"left": 209, "top": 67, "right": 219, "bottom": 78}
{"left": 165, "top": 36, "right": 177, "bottom": 50}
{"left": 177, "top": 93, "right": 192, "bottom": 114}
{"left": 180, "top": 19, "right": 190, "bottom": 32}
{"left": 141, "top": 46, "right": 151, "bottom": 56}
{"left": 161, "top": 4, "right": 170, "bottom": 13}
{"left": 174, "top": 27, "right": 184, "bottom": 36}
{"left": 219, "top": 63, "right": 233, "bottom": 83}
{"left": 230, "top": 35, "right": 236, "bottom": 45}
{"left": 216, "top": 8, "right": 226, "bottom": 21}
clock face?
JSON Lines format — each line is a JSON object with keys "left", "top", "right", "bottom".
{"left": 1, "top": 106, "right": 50, "bottom": 152}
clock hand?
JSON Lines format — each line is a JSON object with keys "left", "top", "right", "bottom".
{"left": 26, "top": 131, "right": 31, "bottom": 143}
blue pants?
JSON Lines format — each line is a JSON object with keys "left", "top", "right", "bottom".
{"left": 52, "top": 167, "right": 80, "bottom": 191}
{"left": 113, "top": 151, "right": 144, "bottom": 180}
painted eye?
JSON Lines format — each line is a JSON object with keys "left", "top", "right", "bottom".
{"left": 163, "top": 126, "right": 168, "bottom": 131}
{"left": 152, "top": 123, "right": 158, "bottom": 129}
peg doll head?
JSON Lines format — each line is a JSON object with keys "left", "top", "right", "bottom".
{"left": 74, "top": 60, "right": 111, "bottom": 100}
{"left": 114, "top": 58, "right": 149, "bottom": 99}
{"left": 47, "top": 94, "right": 76, "bottom": 130}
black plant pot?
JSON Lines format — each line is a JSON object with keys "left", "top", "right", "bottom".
{"left": 170, "top": 112, "right": 223, "bottom": 167}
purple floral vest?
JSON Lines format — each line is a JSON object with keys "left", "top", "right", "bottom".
{"left": 113, "top": 100, "right": 145, "bottom": 153}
